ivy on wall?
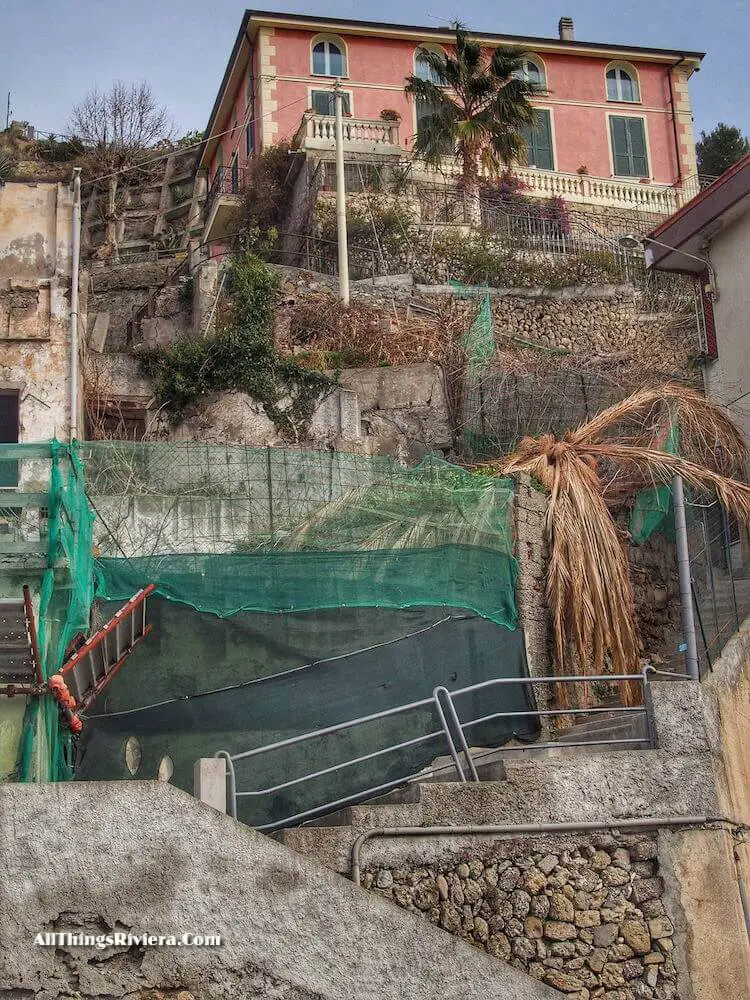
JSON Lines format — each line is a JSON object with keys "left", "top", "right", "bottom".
{"left": 141, "top": 253, "right": 335, "bottom": 440}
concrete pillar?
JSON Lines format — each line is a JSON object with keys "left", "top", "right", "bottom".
{"left": 194, "top": 757, "right": 227, "bottom": 814}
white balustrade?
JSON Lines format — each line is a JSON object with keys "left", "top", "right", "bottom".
{"left": 513, "top": 167, "right": 678, "bottom": 214}
{"left": 302, "top": 113, "right": 400, "bottom": 148}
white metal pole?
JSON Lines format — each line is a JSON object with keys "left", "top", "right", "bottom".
{"left": 672, "top": 474, "right": 700, "bottom": 680}
{"left": 69, "top": 167, "right": 82, "bottom": 441}
{"left": 333, "top": 81, "right": 350, "bottom": 305}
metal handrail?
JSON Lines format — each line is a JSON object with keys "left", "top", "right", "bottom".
{"left": 211, "top": 667, "right": 657, "bottom": 832}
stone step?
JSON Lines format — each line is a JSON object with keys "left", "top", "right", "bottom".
{"left": 303, "top": 801, "right": 425, "bottom": 831}
{"left": 555, "top": 719, "right": 647, "bottom": 744}
{"left": 276, "top": 825, "right": 355, "bottom": 873}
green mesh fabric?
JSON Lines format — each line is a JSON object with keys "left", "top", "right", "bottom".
{"left": 78, "top": 442, "right": 525, "bottom": 825}
{"left": 629, "top": 423, "right": 680, "bottom": 545}
{"left": 6, "top": 440, "right": 523, "bottom": 801}
{"left": 85, "top": 443, "right": 518, "bottom": 628}
{"left": 10, "top": 441, "right": 95, "bottom": 782}
{"left": 460, "top": 292, "right": 496, "bottom": 373}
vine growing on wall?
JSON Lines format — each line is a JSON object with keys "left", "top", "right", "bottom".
{"left": 141, "top": 253, "right": 336, "bottom": 440}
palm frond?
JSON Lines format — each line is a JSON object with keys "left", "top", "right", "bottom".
{"left": 490, "top": 384, "right": 750, "bottom": 705}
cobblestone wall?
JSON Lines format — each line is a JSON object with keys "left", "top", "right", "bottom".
{"left": 363, "top": 833, "right": 680, "bottom": 1000}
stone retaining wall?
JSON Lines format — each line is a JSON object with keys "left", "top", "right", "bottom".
{"left": 363, "top": 833, "right": 680, "bottom": 1000}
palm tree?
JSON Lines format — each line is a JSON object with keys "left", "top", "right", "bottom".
{"left": 404, "top": 23, "right": 537, "bottom": 224}
{"left": 495, "top": 384, "right": 750, "bottom": 704}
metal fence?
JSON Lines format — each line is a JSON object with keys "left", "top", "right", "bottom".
{"left": 213, "top": 669, "right": 656, "bottom": 831}
{"left": 687, "top": 495, "right": 750, "bottom": 675}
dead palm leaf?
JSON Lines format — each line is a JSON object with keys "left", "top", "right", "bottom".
{"left": 491, "top": 383, "right": 749, "bottom": 706}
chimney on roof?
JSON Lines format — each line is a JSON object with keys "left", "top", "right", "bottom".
{"left": 558, "top": 16, "right": 574, "bottom": 41}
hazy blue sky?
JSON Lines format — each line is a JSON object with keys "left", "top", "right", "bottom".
{"left": 2, "top": 0, "right": 748, "bottom": 144}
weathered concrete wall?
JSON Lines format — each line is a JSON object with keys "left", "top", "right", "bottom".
{"left": 659, "top": 827, "right": 750, "bottom": 1000}
{"left": 0, "top": 782, "right": 560, "bottom": 1000}
{"left": 96, "top": 354, "right": 452, "bottom": 459}
{"left": 88, "top": 259, "right": 187, "bottom": 352}
{"left": 0, "top": 180, "right": 84, "bottom": 440}
{"left": 704, "top": 208, "right": 750, "bottom": 441}
{"left": 696, "top": 616, "right": 750, "bottom": 1000}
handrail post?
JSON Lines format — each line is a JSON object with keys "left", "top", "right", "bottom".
{"left": 213, "top": 751, "right": 237, "bottom": 819}
{"left": 641, "top": 667, "right": 658, "bottom": 749}
{"left": 432, "top": 688, "right": 466, "bottom": 781}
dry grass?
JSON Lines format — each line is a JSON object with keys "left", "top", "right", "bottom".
{"left": 281, "top": 291, "right": 469, "bottom": 369}
{"left": 488, "top": 383, "right": 750, "bottom": 705}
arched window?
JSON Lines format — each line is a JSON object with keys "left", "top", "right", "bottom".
{"left": 606, "top": 63, "right": 640, "bottom": 102}
{"left": 415, "top": 45, "right": 445, "bottom": 85}
{"left": 312, "top": 36, "right": 346, "bottom": 77}
{"left": 514, "top": 55, "right": 546, "bottom": 89}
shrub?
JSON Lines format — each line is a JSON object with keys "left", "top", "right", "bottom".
{"left": 232, "top": 142, "right": 293, "bottom": 238}
{"left": 35, "top": 134, "right": 85, "bottom": 162}
{"left": 141, "top": 253, "right": 335, "bottom": 439}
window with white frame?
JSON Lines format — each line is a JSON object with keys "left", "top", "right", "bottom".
{"left": 310, "top": 89, "right": 351, "bottom": 116}
{"left": 415, "top": 46, "right": 444, "bottom": 84}
{"left": 606, "top": 64, "right": 640, "bottom": 102}
{"left": 312, "top": 37, "right": 346, "bottom": 77}
{"left": 514, "top": 55, "right": 546, "bottom": 89}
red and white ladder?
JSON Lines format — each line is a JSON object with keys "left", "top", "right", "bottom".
{"left": 59, "top": 583, "right": 156, "bottom": 716}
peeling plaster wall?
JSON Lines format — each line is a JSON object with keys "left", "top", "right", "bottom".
{"left": 0, "top": 782, "right": 561, "bottom": 1000}
{"left": 0, "top": 181, "right": 84, "bottom": 440}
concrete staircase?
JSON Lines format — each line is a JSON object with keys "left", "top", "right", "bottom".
{"left": 273, "top": 700, "right": 652, "bottom": 869}
{"left": 275, "top": 705, "right": 654, "bottom": 875}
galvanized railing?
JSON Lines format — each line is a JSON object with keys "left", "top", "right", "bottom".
{"left": 213, "top": 668, "right": 657, "bottom": 832}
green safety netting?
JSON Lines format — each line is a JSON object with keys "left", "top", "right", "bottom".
{"left": 629, "top": 423, "right": 680, "bottom": 545}
{"left": 84, "top": 443, "right": 517, "bottom": 625}
{"left": 74, "top": 442, "right": 536, "bottom": 826}
{"left": 12, "top": 441, "right": 94, "bottom": 782}
{"left": 6, "top": 440, "right": 537, "bottom": 820}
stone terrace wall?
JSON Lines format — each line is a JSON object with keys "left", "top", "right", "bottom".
{"left": 363, "top": 832, "right": 680, "bottom": 1000}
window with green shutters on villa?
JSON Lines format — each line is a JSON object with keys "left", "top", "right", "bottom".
{"left": 609, "top": 115, "right": 649, "bottom": 177}
{"left": 520, "top": 110, "right": 554, "bottom": 170}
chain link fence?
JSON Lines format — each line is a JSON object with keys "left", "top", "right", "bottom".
{"left": 686, "top": 495, "right": 750, "bottom": 675}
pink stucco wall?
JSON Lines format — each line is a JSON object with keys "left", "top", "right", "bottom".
{"left": 209, "top": 25, "right": 687, "bottom": 186}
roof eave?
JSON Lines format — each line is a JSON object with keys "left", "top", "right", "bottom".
{"left": 198, "top": 10, "right": 252, "bottom": 170}
{"left": 242, "top": 9, "right": 705, "bottom": 62}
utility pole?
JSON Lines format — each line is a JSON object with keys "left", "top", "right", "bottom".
{"left": 672, "top": 474, "right": 700, "bottom": 680}
{"left": 69, "top": 168, "right": 82, "bottom": 441}
{"left": 5, "top": 92, "right": 11, "bottom": 130}
{"left": 333, "top": 81, "right": 350, "bottom": 305}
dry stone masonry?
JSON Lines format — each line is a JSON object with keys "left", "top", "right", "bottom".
{"left": 363, "top": 834, "right": 680, "bottom": 1000}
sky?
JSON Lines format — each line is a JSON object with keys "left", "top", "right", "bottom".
{"left": 1, "top": 0, "right": 748, "bottom": 144}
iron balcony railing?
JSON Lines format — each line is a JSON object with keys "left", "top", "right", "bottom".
{"left": 212, "top": 667, "right": 660, "bottom": 832}
{"left": 206, "top": 164, "right": 249, "bottom": 219}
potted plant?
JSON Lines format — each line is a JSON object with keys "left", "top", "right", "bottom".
{"left": 576, "top": 164, "right": 588, "bottom": 175}
{"left": 380, "top": 109, "right": 401, "bottom": 121}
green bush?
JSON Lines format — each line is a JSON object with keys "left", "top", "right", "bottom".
{"left": 141, "top": 254, "right": 335, "bottom": 439}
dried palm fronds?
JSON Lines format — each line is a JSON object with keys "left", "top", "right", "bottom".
{"left": 489, "top": 383, "right": 750, "bottom": 705}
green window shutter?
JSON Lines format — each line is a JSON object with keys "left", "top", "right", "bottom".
{"left": 626, "top": 117, "right": 648, "bottom": 176}
{"left": 521, "top": 111, "right": 554, "bottom": 170}
{"left": 610, "top": 116, "right": 648, "bottom": 177}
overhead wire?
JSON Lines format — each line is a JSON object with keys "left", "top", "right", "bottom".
{"left": 19, "top": 93, "right": 313, "bottom": 187}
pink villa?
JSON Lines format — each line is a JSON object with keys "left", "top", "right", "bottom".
{"left": 199, "top": 10, "right": 705, "bottom": 244}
